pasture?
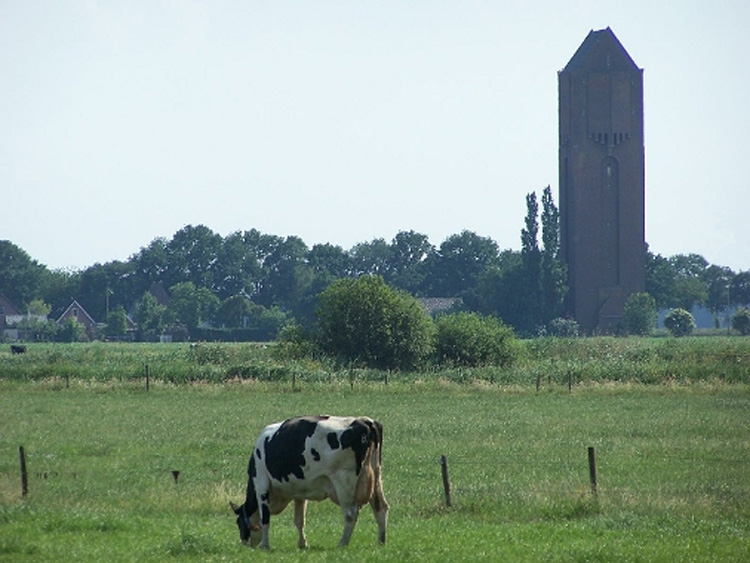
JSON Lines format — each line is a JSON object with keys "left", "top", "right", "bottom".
{"left": 1, "top": 341, "right": 749, "bottom": 561}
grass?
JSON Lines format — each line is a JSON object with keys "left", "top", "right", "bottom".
{"left": 1, "top": 336, "right": 749, "bottom": 386}
{"left": 1, "top": 372, "right": 749, "bottom": 561}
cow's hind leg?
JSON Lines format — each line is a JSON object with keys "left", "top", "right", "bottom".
{"left": 294, "top": 499, "right": 308, "bottom": 549}
{"left": 370, "top": 484, "right": 389, "bottom": 544}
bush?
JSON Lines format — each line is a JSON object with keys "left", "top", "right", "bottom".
{"left": 434, "top": 312, "right": 517, "bottom": 367}
{"left": 732, "top": 308, "right": 750, "bottom": 336}
{"left": 622, "top": 293, "right": 657, "bottom": 335}
{"left": 316, "top": 276, "right": 434, "bottom": 370}
{"left": 274, "top": 323, "right": 319, "bottom": 360}
{"left": 545, "top": 317, "right": 580, "bottom": 337}
{"left": 664, "top": 308, "right": 696, "bottom": 337}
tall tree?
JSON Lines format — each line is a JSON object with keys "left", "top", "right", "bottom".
{"left": 519, "top": 192, "right": 542, "bottom": 333}
{"left": 645, "top": 249, "right": 677, "bottom": 309}
{"left": 540, "top": 186, "right": 567, "bottom": 324}
{"left": 669, "top": 253, "right": 708, "bottom": 311}
{"left": 422, "top": 230, "right": 500, "bottom": 299}
{"left": 168, "top": 281, "right": 219, "bottom": 330}
{"left": 0, "top": 240, "right": 47, "bottom": 308}
{"left": 213, "top": 231, "right": 263, "bottom": 299}
{"left": 164, "top": 224, "right": 223, "bottom": 290}
{"left": 703, "top": 265, "right": 733, "bottom": 326}
{"left": 387, "top": 231, "right": 433, "bottom": 294}
{"left": 731, "top": 271, "right": 750, "bottom": 307}
{"left": 349, "top": 238, "right": 391, "bottom": 278}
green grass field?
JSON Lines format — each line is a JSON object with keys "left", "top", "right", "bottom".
{"left": 2, "top": 370, "right": 749, "bottom": 561}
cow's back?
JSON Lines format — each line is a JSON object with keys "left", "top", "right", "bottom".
{"left": 255, "top": 416, "right": 381, "bottom": 502}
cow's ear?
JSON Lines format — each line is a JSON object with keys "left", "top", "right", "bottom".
{"left": 230, "top": 501, "right": 240, "bottom": 513}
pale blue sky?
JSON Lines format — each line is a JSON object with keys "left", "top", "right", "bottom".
{"left": 2, "top": 1, "right": 749, "bottom": 271}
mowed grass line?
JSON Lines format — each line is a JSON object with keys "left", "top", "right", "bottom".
{"left": 1, "top": 382, "right": 749, "bottom": 561}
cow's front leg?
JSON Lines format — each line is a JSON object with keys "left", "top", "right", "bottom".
{"left": 338, "top": 503, "right": 360, "bottom": 547}
{"left": 294, "top": 499, "right": 308, "bottom": 549}
{"left": 258, "top": 491, "right": 272, "bottom": 549}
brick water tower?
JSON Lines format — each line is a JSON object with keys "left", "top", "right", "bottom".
{"left": 558, "top": 27, "right": 646, "bottom": 334}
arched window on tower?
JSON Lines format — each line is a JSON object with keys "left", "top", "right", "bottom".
{"left": 601, "top": 157, "right": 620, "bottom": 285}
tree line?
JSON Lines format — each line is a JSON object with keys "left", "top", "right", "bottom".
{"left": 1, "top": 186, "right": 749, "bottom": 341}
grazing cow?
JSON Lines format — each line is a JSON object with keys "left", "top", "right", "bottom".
{"left": 10, "top": 345, "right": 26, "bottom": 354}
{"left": 231, "top": 415, "right": 388, "bottom": 549}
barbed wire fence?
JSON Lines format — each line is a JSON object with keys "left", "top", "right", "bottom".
{"left": 10, "top": 445, "right": 750, "bottom": 510}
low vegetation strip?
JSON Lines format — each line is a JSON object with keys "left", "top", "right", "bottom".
{"left": 1, "top": 337, "right": 748, "bottom": 386}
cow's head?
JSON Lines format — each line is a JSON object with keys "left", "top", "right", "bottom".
{"left": 230, "top": 501, "right": 251, "bottom": 543}
{"left": 230, "top": 501, "right": 261, "bottom": 546}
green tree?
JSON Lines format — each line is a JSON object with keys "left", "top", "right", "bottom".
{"left": 307, "top": 243, "right": 351, "bottom": 279}
{"left": 316, "top": 276, "right": 434, "bottom": 370}
{"left": 164, "top": 224, "right": 223, "bottom": 290}
{"left": 669, "top": 254, "right": 708, "bottom": 311}
{"left": 703, "top": 265, "right": 733, "bottom": 327}
{"left": 540, "top": 186, "right": 567, "bottom": 325}
{"left": 58, "top": 317, "right": 87, "bottom": 342}
{"left": 646, "top": 249, "right": 677, "bottom": 309}
{"left": 434, "top": 312, "right": 517, "bottom": 367}
{"left": 27, "top": 299, "right": 52, "bottom": 316}
{"left": 15, "top": 316, "right": 59, "bottom": 342}
{"left": 731, "top": 271, "right": 750, "bottom": 307}
{"left": 78, "top": 260, "right": 136, "bottom": 322}
{"left": 168, "top": 282, "right": 219, "bottom": 330}
{"left": 349, "top": 238, "right": 391, "bottom": 277}
{"left": 622, "top": 292, "right": 657, "bottom": 335}
{"left": 387, "top": 230, "right": 433, "bottom": 294}
{"left": 0, "top": 240, "right": 47, "bottom": 307}
{"left": 134, "top": 292, "right": 168, "bottom": 341}
{"left": 212, "top": 231, "right": 263, "bottom": 299}
{"left": 422, "top": 231, "right": 500, "bottom": 300}
{"left": 258, "top": 236, "right": 313, "bottom": 314}
{"left": 664, "top": 308, "right": 696, "bottom": 337}
{"left": 104, "top": 306, "right": 129, "bottom": 337}
{"left": 517, "top": 191, "right": 542, "bottom": 334}
{"left": 731, "top": 308, "right": 750, "bottom": 336}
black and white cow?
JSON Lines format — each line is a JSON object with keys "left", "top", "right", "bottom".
{"left": 231, "top": 415, "right": 388, "bottom": 549}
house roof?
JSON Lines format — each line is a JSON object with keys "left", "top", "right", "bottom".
{"left": 148, "top": 282, "right": 171, "bottom": 307}
{"left": 562, "top": 27, "right": 639, "bottom": 73}
{"left": 0, "top": 293, "right": 22, "bottom": 316}
{"left": 57, "top": 299, "right": 97, "bottom": 326}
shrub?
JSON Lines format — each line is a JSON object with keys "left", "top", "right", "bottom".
{"left": 434, "top": 312, "right": 517, "bottom": 367}
{"left": 274, "top": 323, "right": 319, "bottom": 360}
{"left": 546, "top": 317, "right": 580, "bottom": 337}
{"left": 315, "top": 276, "right": 434, "bottom": 370}
{"left": 622, "top": 292, "right": 657, "bottom": 335}
{"left": 664, "top": 308, "right": 696, "bottom": 337}
{"left": 732, "top": 308, "right": 750, "bottom": 336}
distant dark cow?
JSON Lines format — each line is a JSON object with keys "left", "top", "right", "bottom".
{"left": 10, "top": 345, "right": 26, "bottom": 354}
{"left": 231, "top": 415, "right": 388, "bottom": 549}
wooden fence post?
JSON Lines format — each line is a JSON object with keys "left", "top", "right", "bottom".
{"left": 588, "top": 446, "right": 598, "bottom": 498}
{"left": 145, "top": 364, "right": 150, "bottom": 391}
{"left": 536, "top": 372, "right": 541, "bottom": 392}
{"left": 440, "top": 455, "right": 452, "bottom": 507}
{"left": 19, "top": 446, "right": 28, "bottom": 498}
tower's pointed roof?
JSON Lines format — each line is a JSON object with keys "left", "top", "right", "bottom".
{"left": 563, "top": 27, "right": 639, "bottom": 73}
